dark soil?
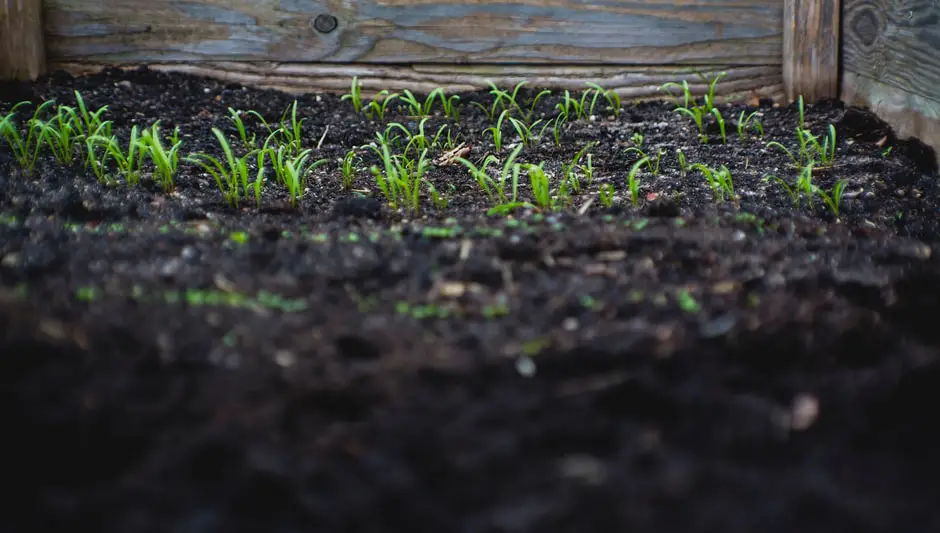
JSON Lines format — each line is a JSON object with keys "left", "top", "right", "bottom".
{"left": 2, "top": 67, "right": 940, "bottom": 533}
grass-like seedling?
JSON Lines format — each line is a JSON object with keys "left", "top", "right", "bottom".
{"left": 766, "top": 123, "right": 837, "bottom": 169}
{"left": 710, "top": 108, "right": 728, "bottom": 144}
{"left": 624, "top": 145, "right": 665, "bottom": 176}
{"left": 341, "top": 149, "right": 358, "bottom": 191}
{"left": 455, "top": 144, "right": 524, "bottom": 207}
{"left": 555, "top": 90, "right": 590, "bottom": 122}
{"left": 399, "top": 88, "right": 460, "bottom": 120}
{"left": 342, "top": 76, "right": 365, "bottom": 113}
{"left": 525, "top": 162, "right": 555, "bottom": 210}
{"left": 274, "top": 148, "right": 325, "bottom": 208}
{"left": 227, "top": 107, "right": 268, "bottom": 150}
{"left": 691, "top": 163, "right": 736, "bottom": 204}
{"left": 585, "top": 83, "right": 621, "bottom": 119}
{"left": 764, "top": 162, "right": 847, "bottom": 216}
{"left": 507, "top": 115, "right": 547, "bottom": 148}
{"left": 598, "top": 182, "right": 615, "bottom": 208}
{"left": 0, "top": 100, "right": 55, "bottom": 173}
{"left": 676, "top": 149, "right": 689, "bottom": 177}
{"left": 660, "top": 71, "right": 727, "bottom": 143}
{"left": 816, "top": 179, "right": 848, "bottom": 217}
{"left": 38, "top": 103, "right": 83, "bottom": 165}
{"left": 140, "top": 122, "right": 182, "bottom": 192}
{"left": 626, "top": 157, "right": 648, "bottom": 207}
{"left": 737, "top": 110, "right": 764, "bottom": 140}
{"left": 88, "top": 125, "right": 144, "bottom": 185}
{"left": 365, "top": 90, "right": 399, "bottom": 121}
{"left": 186, "top": 128, "right": 261, "bottom": 207}
{"left": 368, "top": 134, "right": 432, "bottom": 213}
{"left": 485, "top": 109, "right": 510, "bottom": 152}
{"left": 562, "top": 141, "right": 597, "bottom": 193}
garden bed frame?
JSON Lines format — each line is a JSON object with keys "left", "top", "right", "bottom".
{"left": 1, "top": 0, "right": 937, "bottom": 168}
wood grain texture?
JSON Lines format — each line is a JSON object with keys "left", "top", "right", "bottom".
{"left": 782, "top": 0, "right": 840, "bottom": 102}
{"left": 842, "top": 72, "right": 940, "bottom": 170}
{"left": 45, "top": 0, "right": 783, "bottom": 65}
{"left": 842, "top": 0, "right": 940, "bottom": 167}
{"left": 1, "top": 0, "right": 47, "bottom": 80}
{"left": 51, "top": 61, "right": 786, "bottom": 102}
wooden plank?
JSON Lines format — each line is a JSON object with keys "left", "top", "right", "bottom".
{"left": 51, "top": 61, "right": 786, "bottom": 102}
{"left": 45, "top": 0, "right": 783, "bottom": 65}
{"left": 0, "top": 0, "right": 47, "bottom": 80}
{"left": 842, "top": 0, "right": 940, "bottom": 168}
{"left": 782, "top": 0, "right": 840, "bottom": 102}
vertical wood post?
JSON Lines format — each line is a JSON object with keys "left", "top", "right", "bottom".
{"left": 1, "top": 0, "right": 46, "bottom": 80}
{"left": 783, "top": 0, "right": 841, "bottom": 103}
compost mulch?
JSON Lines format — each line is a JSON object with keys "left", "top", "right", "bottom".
{"left": 3, "top": 67, "right": 940, "bottom": 532}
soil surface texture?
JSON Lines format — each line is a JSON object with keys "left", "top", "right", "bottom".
{"left": 2, "top": 67, "right": 940, "bottom": 533}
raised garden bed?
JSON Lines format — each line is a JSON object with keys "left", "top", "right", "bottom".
{"left": 3, "top": 67, "right": 940, "bottom": 532}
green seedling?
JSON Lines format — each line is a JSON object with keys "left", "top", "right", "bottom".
{"left": 186, "top": 128, "right": 261, "bottom": 208}
{"left": 140, "top": 121, "right": 182, "bottom": 192}
{"left": 764, "top": 162, "right": 817, "bottom": 209}
{"left": 400, "top": 88, "right": 459, "bottom": 119}
{"left": 710, "top": 108, "right": 727, "bottom": 144}
{"left": 676, "top": 148, "right": 688, "bottom": 176}
{"left": 660, "top": 71, "right": 727, "bottom": 143}
{"left": 228, "top": 107, "right": 263, "bottom": 150}
{"left": 341, "top": 149, "right": 358, "bottom": 191}
{"left": 524, "top": 162, "right": 558, "bottom": 210}
{"left": 690, "top": 163, "right": 737, "bottom": 204}
{"left": 277, "top": 149, "right": 326, "bottom": 208}
{"left": 507, "top": 116, "right": 547, "bottom": 147}
{"left": 737, "top": 109, "right": 764, "bottom": 140}
{"left": 631, "top": 132, "right": 644, "bottom": 146}
{"left": 89, "top": 125, "right": 145, "bottom": 185}
{"left": 562, "top": 141, "right": 597, "bottom": 193}
{"left": 815, "top": 179, "right": 848, "bottom": 217}
{"left": 365, "top": 90, "right": 399, "bottom": 121}
{"left": 485, "top": 109, "right": 510, "bottom": 152}
{"left": 585, "top": 82, "right": 621, "bottom": 119}
{"left": 626, "top": 157, "right": 648, "bottom": 207}
{"left": 598, "top": 182, "right": 615, "bottom": 208}
{"left": 342, "top": 76, "right": 364, "bottom": 113}
{"left": 368, "top": 134, "right": 431, "bottom": 213}
{"left": 767, "top": 123, "right": 837, "bottom": 169}
{"left": 455, "top": 144, "right": 524, "bottom": 207}
{"left": 83, "top": 135, "right": 115, "bottom": 184}
{"left": 38, "top": 103, "right": 83, "bottom": 164}
{"left": 624, "top": 146, "right": 665, "bottom": 176}
{"left": 0, "top": 100, "right": 55, "bottom": 173}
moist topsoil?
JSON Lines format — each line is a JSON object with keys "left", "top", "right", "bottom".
{"left": 2, "top": 67, "right": 940, "bottom": 533}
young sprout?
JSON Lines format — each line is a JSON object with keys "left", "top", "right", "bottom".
{"left": 676, "top": 148, "right": 688, "bottom": 177}
{"left": 365, "top": 90, "right": 399, "bottom": 121}
{"left": 228, "top": 107, "right": 261, "bottom": 150}
{"left": 737, "top": 110, "right": 764, "bottom": 140}
{"left": 140, "top": 122, "right": 182, "bottom": 192}
{"left": 631, "top": 132, "right": 644, "bottom": 146}
{"left": 624, "top": 145, "right": 665, "bottom": 176}
{"left": 816, "top": 179, "right": 848, "bottom": 217}
{"left": 525, "top": 162, "right": 555, "bottom": 210}
{"left": 279, "top": 150, "right": 326, "bottom": 208}
{"left": 38, "top": 103, "right": 83, "bottom": 165}
{"left": 562, "top": 141, "right": 597, "bottom": 194}
{"left": 368, "top": 134, "right": 431, "bottom": 213}
{"left": 186, "top": 128, "right": 261, "bottom": 208}
{"left": 455, "top": 144, "right": 524, "bottom": 206}
{"left": 401, "top": 88, "right": 458, "bottom": 119}
{"left": 89, "top": 125, "right": 144, "bottom": 185}
{"left": 585, "top": 82, "right": 621, "bottom": 119}
{"left": 691, "top": 163, "right": 737, "bottom": 205}
{"left": 598, "top": 182, "right": 615, "bottom": 208}
{"left": 341, "top": 149, "right": 358, "bottom": 191}
{"left": 485, "top": 109, "right": 510, "bottom": 153}
{"left": 626, "top": 157, "right": 649, "bottom": 207}
{"left": 764, "top": 162, "right": 818, "bottom": 209}
{"left": 710, "top": 108, "right": 727, "bottom": 144}
{"left": 342, "top": 76, "right": 364, "bottom": 113}
{"left": 0, "top": 100, "right": 55, "bottom": 173}
{"left": 507, "top": 116, "right": 546, "bottom": 147}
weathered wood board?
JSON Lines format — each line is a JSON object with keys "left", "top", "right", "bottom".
{"left": 1, "top": 0, "right": 47, "bottom": 80}
{"left": 52, "top": 61, "right": 786, "bottom": 102}
{"left": 782, "top": 0, "right": 840, "bottom": 102}
{"left": 842, "top": 0, "right": 940, "bottom": 168}
{"left": 44, "top": 0, "right": 783, "bottom": 65}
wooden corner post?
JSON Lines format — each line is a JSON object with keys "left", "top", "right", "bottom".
{"left": 1, "top": 0, "right": 47, "bottom": 80}
{"left": 783, "top": 0, "right": 841, "bottom": 103}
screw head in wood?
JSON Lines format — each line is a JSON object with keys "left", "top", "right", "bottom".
{"left": 313, "top": 14, "right": 338, "bottom": 34}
